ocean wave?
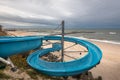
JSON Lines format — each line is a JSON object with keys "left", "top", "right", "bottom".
{"left": 66, "top": 36, "right": 120, "bottom": 45}
{"left": 36, "top": 33, "right": 120, "bottom": 45}
{"left": 109, "top": 32, "right": 116, "bottom": 35}
{"left": 85, "top": 38, "right": 120, "bottom": 45}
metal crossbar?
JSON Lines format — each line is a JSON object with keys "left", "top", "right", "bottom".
{"left": 42, "top": 40, "right": 61, "bottom": 46}
{"left": 64, "top": 50, "right": 88, "bottom": 53}
{"left": 64, "top": 43, "right": 77, "bottom": 50}
{"left": 54, "top": 23, "right": 62, "bottom": 30}
{"left": 64, "top": 54, "right": 77, "bottom": 60}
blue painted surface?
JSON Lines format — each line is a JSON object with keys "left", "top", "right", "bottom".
{"left": 27, "top": 36, "right": 102, "bottom": 76}
{"left": 0, "top": 36, "right": 43, "bottom": 58}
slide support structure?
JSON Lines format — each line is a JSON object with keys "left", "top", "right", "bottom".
{"left": 0, "top": 57, "right": 17, "bottom": 71}
{"left": 61, "top": 20, "right": 65, "bottom": 62}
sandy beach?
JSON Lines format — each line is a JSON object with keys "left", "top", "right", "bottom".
{"left": 4, "top": 31, "right": 120, "bottom": 80}
{"left": 90, "top": 41, "right": 120, "bottom": 80}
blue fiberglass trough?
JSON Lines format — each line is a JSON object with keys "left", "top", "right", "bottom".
{"left": 0, "top": 36, "right": 43, "bottom": 58}
{"left": 27, "top": 36, "right": 102, "bottom": 76}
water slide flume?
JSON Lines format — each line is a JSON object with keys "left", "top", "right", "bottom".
{"left": 27, "top": 36, "right": 102, "bottom": 76}
{"left": 0, "top": 36, "right": 43, "bottom": 58}
{"left": 0, "top": 36, "right": 43, "bottom": 71}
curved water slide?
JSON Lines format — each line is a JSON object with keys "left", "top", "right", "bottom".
{"left": 27, "top": 36, "right": 102, "bottom": 76}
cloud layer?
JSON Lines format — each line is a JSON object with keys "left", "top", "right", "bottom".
{"left": 0, "top": 0, "right": 120, "bottom": 29}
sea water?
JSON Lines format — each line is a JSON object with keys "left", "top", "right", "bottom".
{"left": 37, "top": 28, "right": 120, "bottom": 44}
{"left": 66, "top": 29, "right": 120, "bottom": 43}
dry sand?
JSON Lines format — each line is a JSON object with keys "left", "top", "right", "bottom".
{"left": 42, "top": 40, "right": 88, "bottom": 61}
{"left": 7, "top": 31, "right": 41, "bottom": 36}
{"left": 6, "top": 31, "right": 120, "bottom": 80}
{"left": 90, "top": 41, "right": 120, "bottom": 80}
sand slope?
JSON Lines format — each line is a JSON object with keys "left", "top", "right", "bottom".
{"left": 90, "top": 41, "right": 120, "bottom": 80}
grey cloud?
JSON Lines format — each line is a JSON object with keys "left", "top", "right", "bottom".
{"left": 0, "top": 0, "right": 120, "bottom": 29}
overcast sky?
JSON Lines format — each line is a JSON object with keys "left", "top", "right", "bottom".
{"left": 0, "top": 0, "right": 120, "bottom": 29}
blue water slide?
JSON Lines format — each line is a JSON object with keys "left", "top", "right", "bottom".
{"left": 0, "top": 36, "right": 43, "bottom": 58}
{"left": 27, "top": 36, "right": 102, "bottom": 76}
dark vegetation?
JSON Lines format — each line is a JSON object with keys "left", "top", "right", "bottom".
{"left": 41, "top": 53, "right": 61, "bottom": 62}
{"left": 10, "top": 52, "right": 63, "bottom": 80}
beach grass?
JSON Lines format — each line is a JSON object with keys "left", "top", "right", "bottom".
{"left": 10, "top": 51, "right": 62, "bottom": 80}
{"left": 0, "top": 70, "right": 11, "bottom": 79}
{"left": 10, "top": 53, "right": 29, "bottom": 69}
{"left": 26, "top": 70, "right": 39, "bottom": 79}
{"left": 26, "top": 69, "right": 63, "bottom": 80}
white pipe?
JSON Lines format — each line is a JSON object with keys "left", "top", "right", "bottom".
{"left": 0, "top": 57, "right": 11, "bottom": 65}
{"left": 7, "top": 57, "right": 15, "bottom": 67}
